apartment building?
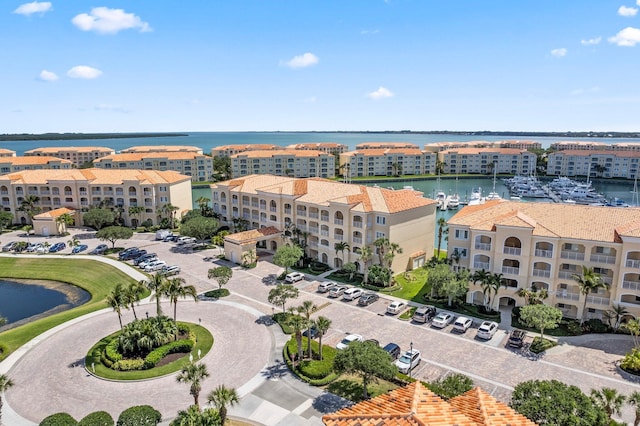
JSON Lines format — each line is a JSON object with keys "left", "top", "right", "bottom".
{"left": 286, "top": 142, "right": 348, "bottom": 155}
{"left": 546, "top": 150, "right": 640, "bottom": 179}
{"left": 211, "top": 144, "right": 278, "bottom": 157}
{"left": 356, "top": 142, "right": 419, "bottom": 150}
{"left": 0, "top": 149, "right": 16, "bottom": 158}
{"left": 424, "top": 140, "right": 541, "bottom": 153}
{"left": 94, "top": 152, "right": 214, "bottom": 181}
{"left": 439, "top": 148, "right": 536, "bottom": 175}
{"left": 210, "top": 174, "right": 436, "bottom": 272}
{"left": 23, "top": 147, "right": 115, "bottom": 167}
{"left": 0, "top": 156, "right": 72, "bottom": 174}
{"left": 339, "top": 149, "right": 437, "bottom": 177}
{"left": 121, "top": 145, "right": 203, "bottom": 154}
{"left": 230, "top": 149, "right": 336, "bottom": 178}
{"left": 0, "top": 168, "right": 192, "bottom": 228}
{"left": 448, "top": 200, "right": 640, "bottom": 320}
{"left": 550, "top": 141, "right": 609, "bottom": 151}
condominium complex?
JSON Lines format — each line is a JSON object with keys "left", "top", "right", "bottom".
{"left": 546, "top": 150, "right": 640, "bottom": 179}
{"left": 23, "top": 147, "right": 115, "bottom": 167}
{"left": 121, "top": 145, "right": 203, "bottom": 154}
{"left": 448, "top": 200, "right": 640, "bottom": 320}
{"left": 439, "top": 148, "right": 537, "bottom": 175}
{"left": 230, "top": 150, "right": 336, "bottom": 178}
{"left": 0, "top": 168, "right": 192, "bottom": 229}
{"left": 210, "top": 174, "right": 436, "bottom": 272}
{"left": 0, "top": 149, "right": 16, "bottom": 158}
{"left": 356, "top": 142, "right": 419, "bottom": 150}
{"left": 0, "top": 156, "right": 72, "bottom": 174}
{"left": 211, "top": 144, "right": 278, "bottom": 157}
{"left": 339, "top": 148, "right": 437, "bottom": 177}
{"left": 286, "top": 143, "right": 348, "bottom": 155}
{"left": 94, "top": 152, "right": 214, "bottom": 181}
{"left": 551, "top": 141, "right": 640, "bottom": 152}
{"left": 424, "top": 140, "right": 541, "bottom": 152}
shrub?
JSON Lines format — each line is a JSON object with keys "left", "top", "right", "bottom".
{"left": 40, "top": 413, "right": 78, "bottom": 426}
{"left": 585, "top": 318, "right": 610, "bottom": 334}
{"left": 116, "top": 405, "right": 162, "bottom": 426}
{"left": 113, "top": 358, "right": 146, "bottom": 371}
{"left": 277, "top": 271, "right": 287, "bottom": 281}
{"left": 565, "top": 320, "right": 583, "bottom": 336}
{"left": 621, "top": 348, "right": 640, "bottom": 374}
{"left": 285, "top": 337, "right": 336, "bottom": 381}
{"left": 78, "top": 411, "right": 114, "bottom": 426}
{"left": 143, "top": 339, "right": 194, "bottom": 369}
{"left": 427, "top": 373, "right": 474, "bottom": 399}
{"left": 204, "top": 288, "right": 230, "bottom": 298}
{"left": 529, "top": 336, "right": 557, "bottom": 354}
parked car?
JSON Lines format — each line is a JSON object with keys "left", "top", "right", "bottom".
{"left": 138, "top": 257, "right": 159, "bottom": 269}
{"left": 285, "top": 272, "right": 305, "bottom": 283}
{"left": 383, "top": 342, "right": 401, "bottom": 360}
{"left": 453, "top": 316, "right": 473, "bottom": 333}
{"left": 302, "top": 326, "right": 320, "bottom": 339}
{"left": 118, "top": 247, "right": 139, "bottom": 259}
{"left": 507, "top": 329, "right": 527, "bottom": 348}
{"left": 386, "top": 301, "right": 407, "bottom": 315}
{"left": 35, "top": 245, "right": 48, "bottom": 253}
{"left": 49, "top": 242, "right": 66, "bottom": 253}
{"left": 358, "top": 292, "right": 379, "bottom": 306}
{"left": 2, "top": 242, "right": 16, "bottom": 252}
{"left": 317, "top": 281, "right": 338, "bottom": 293}
{"left": 395, "top": 349, "right": 421, "bottom": 374}
{"left": 144, "top": 260, "right": 167, "bottom": 272}
{"left": 365, "top": 338, "right": 380, "bottom": 346}
{"left": 476, "top": 321, "right": 499, "bottom": 340}
{"left": 155, "top": 229, "right": 173, "bottom": 240}
{"left": 72, "top": 244, "right": 88, "bottom": 254}
{"left": 26, "top": 243, "right": 43, "bottom": 252}
{"left": 90, "top": 244, "right": 108, "bottom": 255}
{"left": 412, "top": 305, "right": 437, "bottom": 323}
{"left": 164, "top": 235, "right": 179, "bottom": 242}
{"left": 336, "top": 334, "right": 363, "bottom": 350}
{"left": 133, "top": 252, "right": 156, "bottom": 266}
{"left": 121, "top": 249, "right": 145, "bottom": 261}
{"left": 160, "top": 265, "right": 181, "bottom": 276}
{"left": 431, "top": 312, "right": 454, "bottom": 329}
{"left": 176, "top": 236, "right": 196, "bottom": 245}
{"left": 328, "top": 285, "right": 348, "bottom": 298}
{"left": 342, "top": 287, "right": 364, "bottom": 301}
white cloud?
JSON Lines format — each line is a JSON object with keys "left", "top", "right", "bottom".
{"left": 67, "top": 65, "right": 103, "bottom": 79}
{"left": 13, "top": 1, "right": 52, "bottom": 16}
{"left": 94, "top": 104, "right": 130, "bottom": 113}
{"left": 609, "top": 27, "right": 640, "bottom": 46}
{"left": 367, "top": 86, "right": 394, "bottom": 100}
{"left": 72, "top": 7, "right": 151, "bottom": 34}
{"left": 581, "top": 37, "right": 602, "bottom": 46}
{"left": 551, "top": 48, "right": 567, "bottom": 57}
{"left": 39, "top": 70, "right": 58, "bottom": 81}
{"left": 283, "top": 53, "right": 319, "bottom": 69}
{"left": 618, "top": 5, "right": 638, "bottom": 16}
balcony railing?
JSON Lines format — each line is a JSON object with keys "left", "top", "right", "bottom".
{"left": 309, "top": 212, "right": 319, "bottom": 219}
{"left": 558, "top": 270, "right": 577, "bottom": 279}
{"left": 270, "top": 206, "right": 277, "bottom": 212}
{"left": 503, "top": 246, "right": 522, "bottom": 256}
{"left": 561, "top": 250, "right": 585, "bottom": 261}
{"left": 335, "top": 219, "right": 344, "bottom": 225}
{"left": 232, "top": 199, "right": 238, "bottom": 205}
{"left": 353, "top": 237, "right": 363, "bottom": 244}
{"left": 532, "top": 269, "right": 551, "bottom": 278}
{"left": 556, "top": 291, "right": 580, "bottom": 301}
{"left": 284, "top": 208, "right": 292, "bottom": 214}
{"left": 587, "top": 295, "right": 610, "bottom": 305}
{"left": 321, "top": 215, "right": 329, "bottom": 222}
{"left": 534, "top": 249, "right": 553, "bottom": 258}
{"left": 602, "top": 276, "right": 613, "bottom": 285}
{"left": 590, "top": 254, "right": 616, "bottom": 264}
{"left": 309, "top": 226, "right": 319, "bottom": 233}
{"left": 475, "top": 243, "right": 491, "bottom": 251}
{"left": 308, "top": 242, "right": 318, "bottom": 248}
{"left": 28, "top": 190, "right": 38, "bottom": 195}
{"left": 353, "top": 221, "right": 363, "bottom": 228}
{"left": 502, "top": 266, "right": 520, "bottom": 275}
{"left": 626, "top": 259, "right": 640, "bottom": 269}
{"left": 251, "top": 202, "right": 259, "bottom": 208}
{"left": 623, "top": 280, "right": 640, "bottom": 291}
{"left": 320, "top": 230, "right": 329, "bottom": 236}
{"left": 296, "top": 210, "right": 306, "bottom": 217}
{"left": 335, "top": 234, "right": 344, "bottom": 241}
{"left": 474, "top": 262, "right": 490, "bottom": 270}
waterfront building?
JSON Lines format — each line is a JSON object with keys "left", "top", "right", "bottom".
{"left": 211, "top": 174, "right": 436, "bottom": 272}
{"left": 550, "top": 141, "right": 609, "bottom": 151}
{"left": 0, "top": 149, "right": 16, "bottom": 158}
{"left": 286, "top": 142, "right": 348, "bottom": 155}
{"left": 546, "top": 150, "right": 640, "bottom": 179}
{"left": 23, "top": 147, "right": 115, "bottom": 167}
{"left": 94, "top": 152, "right": 214, "bottom": 182}
{"left": 339, "top": 148, "right": 437, "bottom": 177}
{"left": 448, "top": 200, "right": 640, "bottom": 320}
{"left": 211, "top": 144, "right": 278, "bottom": 157}
{"left": 355, "top": 142, "right": 419, "bottom": 150}
{"left": 0, "top": 156, "right": 72, "bottom": 174}
{"left": 0, "top": 168, "right": 192, "bottom": 228}
{"left": 230, "top": 149, "right": 336, "bottom": 178}
{"left": 121, "top": 145, "right": 203, "bottom": 154}
{"left": 424, "top": 140, "right": 541, "bottom": 153}
{"left": 438, "top": 148, "right": 536, "bottom": 175}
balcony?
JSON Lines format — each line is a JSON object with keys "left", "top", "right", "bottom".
{"left": 353, "top": 221, "right": 363, "bottom": 228}
{"left": 104, "top": 190, "right": 113, "bottom": 195}
{"left": 590, "top": 254, "right": 616, "bottom": 264}
{"left": 601, "top": 276, "right": 613, "bottom": 285}
{"left": 64, "top": 191, "right": 73, "bottom": 196}
{"left": 503, "top": 247, "right": 521, "bottom": 256}
{"left": 474, "top": 262, "right": 490, "bottom": 270}
{"left": 270, "top": 207, "right": 277, "bottom": 212}
{"left": 242, "top": 200, "right": 250, "bottom": 206}
{"left": 309, "top": 212, "right": 319, "bottom": 219}
{"left": 320, "top": 230, "right": 329, "bottom": 237}
{"left": 79, "top": 191, "right": 88, "bottom": 196}
{"left": 534, "top": 249, "right": 553, "bottom": 258}
{"left": 587, "top": 295, "right": 610, "bottom": 306}
{"left": 626, "top": 259, "right": 640, "bottom": 269}
{"left": 502, "top": 266, "right": 520, "bottom": 275}
{"left": 284, "top": 208, "right": 292, "bottom": 214}
{"left": 335, "top": 219, "right": 344, "bottom": 225}
{"left": 556, "top": 291, "right": 580, "bottom": 301}
{"left": 128, "top": 192, "right": 137, "bottom": 197}
{"left": 475, "top": 243, "right": 491, "bottom": 251}
{"left": 28, "top": 190, "right": 38, "bottom": 195}
{"left": 623, "top": 280, "right": 640, "bottom": 291}
{"left": 558, "top": 270, "right": 577, "bottom": 280}
{"left": 232, "top": 199, "right": 238, "bottom": 206}
{"left": 296, "top": 210, "right": 306, "bottom": 217}
{"left": 335, "top": 234, "right": 344, "bottom": 241}
{"left": 40, "top": 190, "right": 50, "bottom": 195}
{"left": 251, "top": 202, "right": 259, "bottom": 208}
{"left": 353, "top": 237, "right": 363, "bottom": 244}
{"left": 561, "top": 251, "right": 585, "bottom": 261}
{"left": 308, "top": 242, "right": 318, "bottom": 248}
{"left": 309, "top": 226, "right": 319, "bottom": 233}
{"left": 532, "top": 269, "right": 551, "bottom": 278}
{"left": 321, "top": 215, "right": 329, "bottom": 222}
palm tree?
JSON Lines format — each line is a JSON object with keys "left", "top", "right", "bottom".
{"left": 125, "top": 281, "right": 146, "bottom": 320}
{"left": 573, "top": 266, "right": 609, "bottom": 325}
{"left": 334, "top": 242, "right": 350, "bottom": 263}
{"left": 128, "top": 206, "right": 145, "bottom": 227}
{"left": 358, "top": 246, "right": 373, "bottom": 285}
{"left": 590, "top": 387, "right": 626, "bottom": 420}
{"left": 176, "top": 362, "right": 210, "bottom": 409}
{"left": 161, "top": 277, "right": 198, "bottom": 322}
{"left": 384, "top": 242, "right": 403, "bottom": 268}
{"left": 610, "top": 304, "right": 629, "bottom": 331}
{"left": 627, "top": 390, "right": 640, "bottom": 426}
{"left": 106, "top": 283, "right": 127, "bottom": 329}
{"left": 0, "top": 374, "right": 15, "bottom": 425}
{"left": 172, "top": 404, "right": 221, "bottom": 425}
{"left": 297, "top": 300, "right": 317, "bottom": 359}
{"left": 207, "top": 385, "right": 239, "bottom": 425}
{"left": 436, "top": 218, "right": 448, "bottom": 258}
{"left": 517, "top": 287, "right": 549, "bottom": 305}
{"left": 486, "top": 273, "right": 506, "bottom": 312}
{"left": 314, "top": 316, "right": 332, "bottom": 361}
{"left": 287, "top": 314, "right": 308, "bottom": 366}
{"left": 56, "top": 213, "right": 74, "bottom": 234}
{"left": 373, "top": 237, "right": 390, "bottom": 265}
{"left": 18, "top": 195, "right": 41, "bottom": 223}
{"left": 146, "top": 273, "right": 167, "bottom": 316}
{"left": 472, "top": 269, "right": 491, "bottom": 309}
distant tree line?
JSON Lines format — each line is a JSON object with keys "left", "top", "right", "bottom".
{"left": 0, "top": 133, "right": 187, "bottom": 141}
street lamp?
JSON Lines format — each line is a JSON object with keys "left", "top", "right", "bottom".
{"left": 408, "top": 341, "right": 413, "bottom": 378}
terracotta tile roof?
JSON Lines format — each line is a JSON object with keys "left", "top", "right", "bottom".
{"left": 0, "top": 149, "right": 16, "bottom": 156}
{"left": 224, "top": 226, "right": 281, "bottom": 244}
{"left": 95, "top": 152, "right": 206, "bottom": 162}
{"left": 343, "top": 148, "right": 428, "bottom": 156}
{"left": 231, "top": 149, "right": 329, "bottom": 158}
{"left": 24, "top": 146, "right": 114, "bottom": 154}
{"left": 0, "top": 156, "right": 72, "bottom": 165}
{"left": 449, "top": 388, "right": 536, "bottom": 426}
{"left": 212, "top": 144, "right": 278, "bottom": 152}
{"left": 356, "top": 142, "right": 420, "bottom": 149}
{"left": 33, "top": 207, "right": 75, "bottom": 219}
{"left": 287, "top": 142, "right": 346, "bottom": 149}
{"left": 121, "top": 145, "right": 202, "bottom": 153}
{"left": 550, "top": 149, "right": 640, "bottom": 158}
{"left": 440, "top": 147, "right": 531, "bottom": 155}
{"left": 448, "top": 200, "right": 640, "bottom": 242}
{"left": 0, "top": 168, "right": 190, "bottom": 185}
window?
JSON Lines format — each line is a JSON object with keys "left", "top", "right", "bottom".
{"left": 453, "top": 248, "right": 468, "bottom": 258}
{"left": 454, "top": 229, "right": 469, "bottom": 240}
{"left": 375, "top": 231, "right": 386, "bottom": 239}
{"left": 376, "top": 216, "right": 386, "bottom": 225}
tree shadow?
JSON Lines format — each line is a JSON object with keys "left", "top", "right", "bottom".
{"left": 261, "top": 360, "right": 289, "bottom": 380}
{"left": 262, "top": 274, "right": 278, "bottom": 285}
{"left": 255, "top": 315, "right": 275, "bottom": 326}
{"left": 68, "top": 358, "right": 85, "bottom": 368}
{"left": 325, "top": 379, "right": 364, "bottom": 402}
{"left": 312, "top": 392, "right": 353, "bottom": 414}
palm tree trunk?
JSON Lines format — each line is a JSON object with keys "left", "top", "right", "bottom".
{"left": 156, "top": 297, "right": 162, "bottom": 316}
{"left": 117, "top": 313, "right": 123, "bottom": 330}
{"left": 131, "top": 304, "right": 138, "bottom": 320}
{"left": 220, "top": 407, "right": 228, "bottom": 424}
{"left": 581, "top": 293, "right": 589, "bottom": 325}
{"left": 362, "top": 374, "right": 369, "bottom": 400}
{"left": 174, "top": 302, "right": 178, "bottom": 322}
{"left": 319, "top": 336, "right": 324, "bottom": 361}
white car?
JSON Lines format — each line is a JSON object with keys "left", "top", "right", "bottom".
{"left": 395, "top": 349, "right": 421, "bottom": 374}
{"left": 431, "top": 312, "right": 454, "bottom": 329}
{"left": 285, "top": 272, "right": 305, "bottom": 283}
{"left": 138, "top": 257, "right": 159, "bottom": 269}
{"left": 144, "top": 260, "right": 167, "bottom": 272}
{"left": 453, "top": 316, "right": 473, "bottom": 333}
{"left": 176, "top": 236, "right": 196, "bottom": 245}
{"left": 328, "top": 285, "right": 348, "bottom": 298}
{"left": 476, "top": 321, "right": 499, "bottom": 340}
{"left": 317, "top": 281, "right": 338, "bottom": 293}
{"left": 386, "top": 301, "right": 407, "bottom": 315}
{"left": 336, "top": 334, "right": 363, "bottom": 350}
{"left": 342, "top": 287, "right": 363, "bottom": 301}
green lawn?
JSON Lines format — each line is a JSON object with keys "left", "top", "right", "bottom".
{"left": 325, "top": 373, "right": 399, "bottom": 402}
{"left": 387, "top": 268, "right": 430, "bottom": 302}
{"left": 0, "top": 257, "right": 145, "bottom": 361}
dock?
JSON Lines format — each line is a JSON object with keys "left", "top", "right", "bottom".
{"left": 542, "top": 185, "right": 562, "bottom": 203}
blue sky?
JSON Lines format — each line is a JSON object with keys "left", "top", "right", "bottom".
{"left": 2, "top": 1, "right": 640, "bottom": 133}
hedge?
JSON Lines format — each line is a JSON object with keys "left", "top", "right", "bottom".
{"left": 78, "top": 411, "right": 114, "bottom": 426}
{"left": 40, "top": 413, "right": 78, "bottom": 426}
{"left": 283, "top": 337, "right": 337, "bottom": 385}
{"left": 143, "top": 339, "right": 194, "bottom": 369}
{"left": 104, "top": 340, "right": 122, "bottom": 364}
{"left": 116, "top": 405, "right": 162, "bottom": 426}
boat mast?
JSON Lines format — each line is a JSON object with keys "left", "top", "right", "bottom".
{"left": 633, "top": 174, "right": 639, "bottom": 207}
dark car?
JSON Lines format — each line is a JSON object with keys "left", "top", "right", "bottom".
{"left": 72, "top": 244, "right": 88, "bottom": 254}
{"left": 358, "top": 292, "right": 380, "bottom": 306}
{"left": 383, "top": 342, "right": 401, "bottom": 360}
{"left": 49, "top": 242, "right": 66, "bottom": 252}
{"left": 302, "top": 326, "right": 320, "bottom": 339}
{"left": 118, "top": 247, "right": 139, "bottom": 259}
{"left": 121, "top": 248, "right": 144, "bottom": 261}
{"left": 507, "top": 329, "right": 526, "bottom": 348}
{"left": 133, "top": 252, "right": 156, "bottom": 265}
{"left": 90, "top": 244, "right": 108, "bottom": 255}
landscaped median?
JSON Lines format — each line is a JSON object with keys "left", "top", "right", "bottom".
{"left": 0, "top": 257, "right": 146, "bottom": 362}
